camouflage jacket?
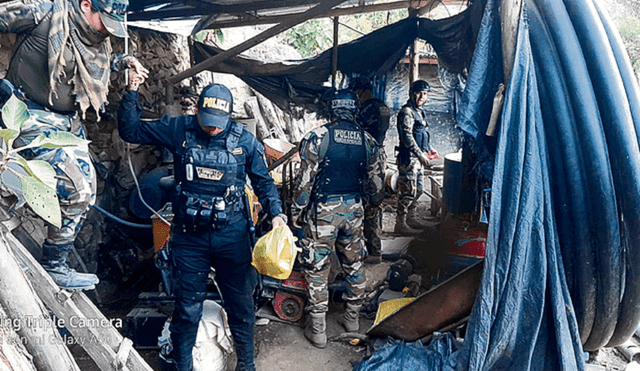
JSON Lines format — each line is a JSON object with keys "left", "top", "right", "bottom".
{"left": 292, "top": 119, "right": 385, "bottom": 215}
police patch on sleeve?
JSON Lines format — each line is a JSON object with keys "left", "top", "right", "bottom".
{"left": 334, "top": 129, "right": 362, "bottom": 145}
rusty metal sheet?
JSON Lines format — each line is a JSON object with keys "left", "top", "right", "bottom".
{"left": 366, "top": 260, "right": 483, "bottom": 341}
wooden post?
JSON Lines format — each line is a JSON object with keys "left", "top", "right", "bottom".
{"left": 410, "top": 38, "right": 420, "bottom": 83}
{"left": 408, "top": 7, "right": 420, "bottom": 84}
{"left": 255, "top": 92, "right": 288, "bottom": 141}
{"left": 332, "top": 16, "right": 340, "bottom": 88}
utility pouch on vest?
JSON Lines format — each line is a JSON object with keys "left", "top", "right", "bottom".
{"left": 181, "top": 194, "right": 228, "bottom": 232}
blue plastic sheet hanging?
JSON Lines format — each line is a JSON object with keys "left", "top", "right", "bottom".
{"left": 358, "top": 0, "right": 640, "bottom": 366}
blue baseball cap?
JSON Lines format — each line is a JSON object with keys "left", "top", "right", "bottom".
{"left": 91, "top": 0, "right": 129, "bottom": 38}
{"left": 197, "top": 84, "right": 233, "bottom": 129}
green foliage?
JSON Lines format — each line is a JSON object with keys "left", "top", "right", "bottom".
{"left": 285, "top": 10, "right": 408, "bottom": 58}
{"left": 619, "top": 15, "right": 640, "bottom": 40}
{"left": 195, "top": 29, "right": 225, "bottom": 45}
{"left": 287, "top": 19, "right": 333, "bottom": 58}
{"left": 0, "top": 95, "right": 87, "bottom": 228}
{"left": 618, "top": 15, "right": 640, "bottom": 77}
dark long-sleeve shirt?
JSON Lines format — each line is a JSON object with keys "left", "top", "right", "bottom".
{"left": 118, "top": 89, "right": 283, "bottom": 219}
{"left": 1, "top": 0, "right": 134, "bottom": 113}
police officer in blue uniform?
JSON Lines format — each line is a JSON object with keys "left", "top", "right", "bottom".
{"left": 119, "top": 73, "right": 286, "bottom": 371}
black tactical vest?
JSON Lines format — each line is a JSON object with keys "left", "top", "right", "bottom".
{"left": 313, "top": 120, "right": 367, "bottom": 200}
{"left": 412, "top": 108, "right": 430, "bottom": 152}
{"left": 173, "top": 122, "right": 246, "bottom": 231}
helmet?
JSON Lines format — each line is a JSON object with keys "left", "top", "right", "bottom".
{"left": 410, "top": 80, "right": 431, "bottom": 94}
{"left": 330, "top": 89, "right": 359, "bottom": 114}
{"left": 349, "top": 76, "right": 373, "bottom": 92}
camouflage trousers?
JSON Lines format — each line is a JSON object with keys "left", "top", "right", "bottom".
{"left": 300, "top": 196, "right": 366, "bottom": 313}
{"left": 397, "top": 158, "right": 424, "bottom": 216}
{"left": 363, "top": 203, "right": 382, "bottom": 256}
{"left": 17, "top": 109, "right": 96, "bottom": 246}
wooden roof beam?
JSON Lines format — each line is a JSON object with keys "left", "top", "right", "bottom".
{"left": 129, "top": 0, "right": 323, "bottom": 21}
{"left": 168, "top": 0, "right": 467, "bottom": 29}
{"left": 166, "top": 0, "right": 348, "bottom": 85}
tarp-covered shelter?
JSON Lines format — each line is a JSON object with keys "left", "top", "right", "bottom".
{"left": 126, "top": 0, "right": 640, "bottom": 369}
{"left": 190, "top": 11, "right": 480, "bottom": 114}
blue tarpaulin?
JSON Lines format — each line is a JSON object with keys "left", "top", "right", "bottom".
{"left": 355, "top": 0, "right": 640, "bottom": 369}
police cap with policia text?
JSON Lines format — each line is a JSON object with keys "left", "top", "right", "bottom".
{"left": 91, "top": 0, "right": 129, "bottom": 38}
{"left": 197, "top": 84, "right": 233, "bottom": 129}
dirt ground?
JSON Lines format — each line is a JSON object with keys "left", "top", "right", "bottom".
{"left": 253, "top": 303, "right": 375, "bottom": 371}
{"left": 69, "top": 202, "right": 636, "bottom": 371}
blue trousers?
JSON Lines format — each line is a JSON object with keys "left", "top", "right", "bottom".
{"left": 169, "top": 216, "right": 257, "bottom": 371}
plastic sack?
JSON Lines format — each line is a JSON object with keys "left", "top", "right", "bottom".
{"left": 251, "top": 225, "right": 297, "bottom": 280}
{"left": 158, "top": 300, "right": 233, "bottom": 371}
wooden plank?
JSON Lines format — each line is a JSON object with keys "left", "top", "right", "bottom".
{"left": 255, "top": 92, "right": 288, "bottom": 141}
{"left": 245, "top": 97, "right": 272, "bottom": 141}
{"left": 5, "top": 231, "right": 154, "bottom": 371}
{"left": 167, "top": 0, "right": 349, "bottom": 85}
{"left": 0, "top": 226, "right": 80, "bottom": 371}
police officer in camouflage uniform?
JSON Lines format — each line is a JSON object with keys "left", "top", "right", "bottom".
{"left": 119, "top": 78, "right": 286, "bottom": 371}
{"left": 292, "top": 89, "right": 385, "bottom": 348}
{"left": 395, "top": 80, "right": 439, "bottom": 235}
{"left": 0, "top": 0, "right": 148, "bottom": 290}
{"left": 350, "top": 76, "right": 390, "bottom": 259}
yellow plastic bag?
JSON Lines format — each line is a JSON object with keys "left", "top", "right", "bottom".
{"left": 251, "top": 225, "right": 297, "bottom": 280}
